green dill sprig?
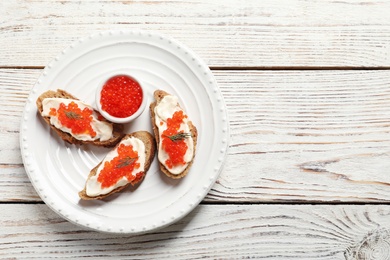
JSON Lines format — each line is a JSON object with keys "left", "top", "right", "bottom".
{"left": 65, "top": 111, "right": 81, "bottom": 119}
{"left": 164, "top": 132, "right": 192, "bottom": 142}
{"left": 116, "top": 156, "right": 138, "bottom": 169}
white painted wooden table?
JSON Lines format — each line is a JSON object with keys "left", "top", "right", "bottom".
{"left": 2, "top": 1, "right": 390, "bottom": 259}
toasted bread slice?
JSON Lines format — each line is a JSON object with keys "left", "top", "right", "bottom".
{"left": 36, "top": 89, "right": 124, "bottom": 147}
{"left": 149, "top": 90, "right": 197, "bottom": 179}
{"left": 78, "top": 131, "right": 156, "bottom": 200}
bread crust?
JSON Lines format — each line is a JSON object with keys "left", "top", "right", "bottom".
{"left": 78, "top": 131, "right": 156, "bottom": 200}
{"left": 149, "top": 90, "right": 197, "bottom": 179}
{"left": 36, "top": 89, "right": 124, "bottom": 147}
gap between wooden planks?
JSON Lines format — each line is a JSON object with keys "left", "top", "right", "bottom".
{"left": 2, "top": 66, "right": 390, "bottom": 70}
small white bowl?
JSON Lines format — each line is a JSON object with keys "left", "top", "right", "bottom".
{"left": 95, "top": 73, "right": 147, "bottom": 124}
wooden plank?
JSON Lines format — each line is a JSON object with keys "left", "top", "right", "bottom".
{"left": 1, "top": 164, "right": 40, "bottom": 201}
{"left": 1, "top": 204, "right": 390, "bottom": 259}
{"left": 1, "top": 0, "right": 390, "bottom": 67}
{"left": 2, "top": 69, "right": 390, "bottom": 203}
{"left": 210, "top": 70, "right": 390, "bottom": 203}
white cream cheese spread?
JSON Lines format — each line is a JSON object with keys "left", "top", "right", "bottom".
{"left": 85, "top": 136, "right": 146, "bottom": 197}
{"left": 154, "top": 95, "right": 194, "bottom": 175}
{"left": 41, "top": 98, "right": 113, "bottom": 141}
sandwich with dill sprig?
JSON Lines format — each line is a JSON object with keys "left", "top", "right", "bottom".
{"left": 149, "top": 90, "right": 197, "bottom": 179}
{"left": 79, "top": 131, "right": 156, "bottom": 200}
{"left": 36, "top": 89, "right": 123, "bottom": 147}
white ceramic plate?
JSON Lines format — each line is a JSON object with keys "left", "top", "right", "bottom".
{"left": 20, "top": 30, "right": 229, "bottom": 234}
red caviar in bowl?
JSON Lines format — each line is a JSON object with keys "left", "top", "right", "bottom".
{"left": 161, "top": 110, "right": 189, "bottom": 168}
{"left": 100, "top": 75, "right": 143, "bottom": 118}
{"left": 97, "top": 143, "right": 142, "bottom": 188}
{"left": 49, "top": 101, "right": 96, "bottom": 137}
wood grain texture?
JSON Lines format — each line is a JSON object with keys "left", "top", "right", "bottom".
{"left": 210, "top": 70, "right": 390, "bottom": 203}
{"left": 3, "top": 0, "right": 390, "bottom": 258}
{"left": 1, "top": 204, "right": 390, "bottom": 259}
{"left": 1, "top": 69, "right": 390, "bottom": 203}
{"left": 1, "top": 0, "right": 390, "bottom": 68}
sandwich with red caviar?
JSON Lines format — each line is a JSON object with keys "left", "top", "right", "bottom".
{"left": 36, "top": 89, "right": 124, "bottom": 147}
{"left": 79, "top": 131, "right": 156, "bottom": 200}
{"left": 150, "top": 90, "right": 197, "bottom": 179}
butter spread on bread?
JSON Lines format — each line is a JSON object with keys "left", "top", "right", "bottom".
{"left": 154, "top": 95, "right": 194, "bottom": 174}
{"left": 41, "top": 98, "right": 113, "bottom": 141}
{"left": 150, "top": 90, "right": 197, "bottom": 179}
{"left": 85, "top": 136, "right": 146, "bottom": 197}
{"left": 79, "top": 131, "right": 155, "bottom": 200}
{"left": 36, "top": 89, "right": 124, "bottom": 147}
